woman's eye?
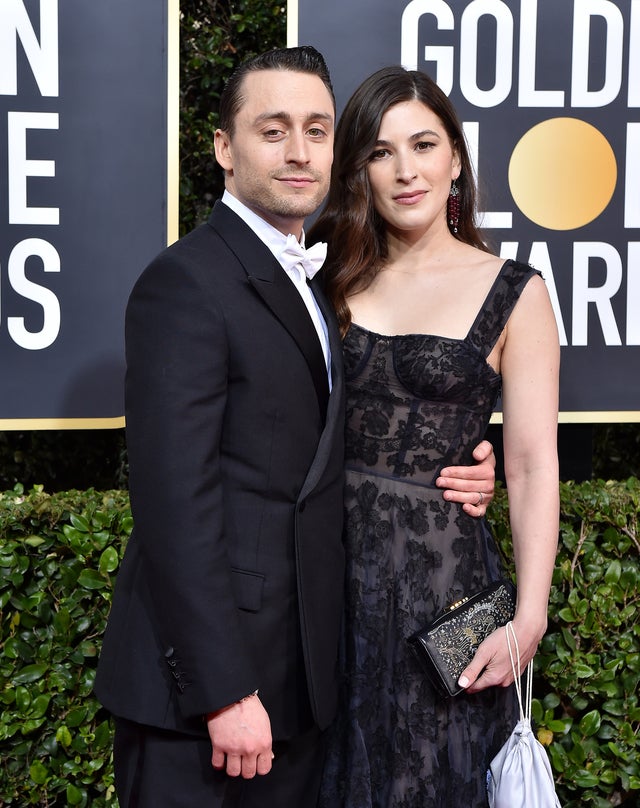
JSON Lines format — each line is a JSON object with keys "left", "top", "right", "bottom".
{"left": 369, "top": 149, "right": 389, "bottom": 161}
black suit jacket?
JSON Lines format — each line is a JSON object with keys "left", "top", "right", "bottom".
{"left": 95, "top": 202, "right": 346, "bottom": 739}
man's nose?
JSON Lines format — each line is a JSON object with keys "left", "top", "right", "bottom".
{"left": 285, "top": 130, "right": 310, "bottom": 163}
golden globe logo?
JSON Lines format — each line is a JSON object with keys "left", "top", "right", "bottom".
{"left": 509, "top": 118, "right": 617, "bottom": 231}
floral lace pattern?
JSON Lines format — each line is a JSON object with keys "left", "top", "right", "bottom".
{"left": 320, "top": 261, "right": 539, "bottom": 808}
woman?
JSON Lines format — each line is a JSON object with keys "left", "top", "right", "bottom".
{"left": 311, "top": 67, "right": 560, "bottom": 806}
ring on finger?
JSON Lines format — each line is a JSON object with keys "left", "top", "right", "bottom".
{"left": 475, "top": 492, "right": 484, "bottom": 506}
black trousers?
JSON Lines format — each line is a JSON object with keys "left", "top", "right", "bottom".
{"left": 113, "top": 717, "right": 326, "bottom": 808}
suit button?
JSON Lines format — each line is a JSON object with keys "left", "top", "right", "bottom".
{"left": 299, "top": 500, "right": 306, "bottom": 513}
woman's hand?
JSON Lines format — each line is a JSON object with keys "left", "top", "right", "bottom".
{"left": 457, "top": 616, "right": 546, "bottom": 693}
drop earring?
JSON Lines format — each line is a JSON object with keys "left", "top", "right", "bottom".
{"left": 448, "top": 179, "right": 460, "bottom": 234}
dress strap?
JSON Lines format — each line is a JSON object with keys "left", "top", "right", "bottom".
{"left": 465, "top": 260, "right": 541, "bottom": 359}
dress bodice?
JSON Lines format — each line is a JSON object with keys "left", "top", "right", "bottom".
{"left": 342, "top": 260, "right": 539, "bottom": 484}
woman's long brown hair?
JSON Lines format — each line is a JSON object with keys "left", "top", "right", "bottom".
{"left": 309, "top": 66, "right": 490, "bottom": 336}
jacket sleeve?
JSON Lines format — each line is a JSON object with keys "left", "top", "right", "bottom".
{"left": 123, "top": 248, "right": 260, "bottom": 718}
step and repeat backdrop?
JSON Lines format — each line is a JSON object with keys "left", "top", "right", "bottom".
{"left": 2, "top": 1, "right": 637, "bottom": 425}
{"left": 292, "top": 0, "right": 639, "bottom": 421}
{"left": 0, "top": 0, "right": 178, "bottom": 428}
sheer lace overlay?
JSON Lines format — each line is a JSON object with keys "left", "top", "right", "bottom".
{"left": 320, "top": 261, "right": 539, "bottom": 808}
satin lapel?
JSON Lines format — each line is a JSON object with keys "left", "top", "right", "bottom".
{"left": 248, "top": 269, "right": 330, "bottom": 418}
{"left": 208, "top": 203, "right": 330, "bottom": 417}
{"left": 310, "top": 276, "right": 344, "bottom": 391}
{"left": 299, "top": 277, "right": 345, "bottom": 501}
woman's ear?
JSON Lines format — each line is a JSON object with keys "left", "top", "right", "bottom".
{"left": 451, "top": 145, "right": 462, "bottom": 181}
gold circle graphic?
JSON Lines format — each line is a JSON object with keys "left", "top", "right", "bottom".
{"left": 508, "top": 118, "right": 617, "bottom": 231}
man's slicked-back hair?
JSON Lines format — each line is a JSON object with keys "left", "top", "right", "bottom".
{"left": 218, "top": 45, "right": 335, "bottom": 135}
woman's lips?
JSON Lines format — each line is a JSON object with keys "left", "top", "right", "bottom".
{"left": 393, "top": 191, "right": 426, "bottom": 205}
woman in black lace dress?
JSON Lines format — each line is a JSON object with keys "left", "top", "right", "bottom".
{"left": 312, "top": 67, "right": 560, "bottom": 807}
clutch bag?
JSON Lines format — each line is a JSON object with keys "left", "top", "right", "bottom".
{"left": 407, "top": 580, "right": 516, "bottom": 697}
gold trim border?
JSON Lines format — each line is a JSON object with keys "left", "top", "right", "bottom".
{"left": 167, "top": 0, "right": 180, "bottom": 246}
{"left": 489, "top": 411, "right": 640, "bottom": 425}
{"left": 0, "top": 418, "right": 125, "bottom": 431}
{"left": 2, "top": 411, "right": 638, "bottom": 432}
{"left": 287, "top": 0, "right": 299, "bottom": 46}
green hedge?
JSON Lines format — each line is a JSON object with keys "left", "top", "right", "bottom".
{"left": 491, "top": 479, "right": 640, "bottom": 807}
{"left": 1, "top": 481, "right": 639, "bottom": 806}
{"left": 0, "top": 488, "right": 131, "bottom": 806}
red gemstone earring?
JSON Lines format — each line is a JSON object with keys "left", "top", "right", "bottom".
{"left": 447, "top": 179, "right": 460, "bottom": 234}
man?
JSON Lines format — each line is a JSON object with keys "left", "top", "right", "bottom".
{"left": 95, "top": 46, "right": 495, "bottom": 806}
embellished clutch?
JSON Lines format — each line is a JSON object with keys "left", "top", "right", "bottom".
{"left": 407, "top": 580, "right": 517, "bottom": 697}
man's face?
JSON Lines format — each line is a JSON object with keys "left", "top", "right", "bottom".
{"left": 214, "top": 70, "right": 335, "bottom": 237}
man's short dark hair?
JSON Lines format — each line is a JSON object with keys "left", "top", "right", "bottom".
{"left": 218, "top": 46, "right": 335, "bottom": 135}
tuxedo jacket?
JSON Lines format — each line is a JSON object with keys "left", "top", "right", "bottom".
{"left": 95, "top": 202, "right": 346, "bottom": 740}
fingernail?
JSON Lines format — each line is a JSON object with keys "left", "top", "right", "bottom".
{"left": 458, "top": 675, "right": 469, "bottom": 688}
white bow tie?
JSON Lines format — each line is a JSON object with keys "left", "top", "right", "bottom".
{"left": 279, "top": 234, "right": 328, "bottom": 280}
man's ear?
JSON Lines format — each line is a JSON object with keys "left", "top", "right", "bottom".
{"left": 214, "top": 129, "right": 233, "bottom": 172}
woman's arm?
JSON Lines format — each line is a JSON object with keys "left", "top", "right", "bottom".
{"left": 460, "top": 273, "right": 560, "bottom": 692}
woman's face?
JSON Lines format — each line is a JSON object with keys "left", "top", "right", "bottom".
{"left": 366, "top": 99, "right": 461, "bottom": 239}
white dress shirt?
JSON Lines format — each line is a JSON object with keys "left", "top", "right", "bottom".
{"left": 221, "top": 191, "right": 332, "bottom": 389}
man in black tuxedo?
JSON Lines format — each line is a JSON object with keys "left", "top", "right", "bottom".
{"left": 95, "top": 46, "right": 496, "bottom": 807}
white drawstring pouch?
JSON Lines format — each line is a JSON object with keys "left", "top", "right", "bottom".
{"left": 486, "top": 623, "right": 562, "bottom": 808}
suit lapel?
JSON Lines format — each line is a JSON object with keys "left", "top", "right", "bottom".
{"left": 248, "top": 269, "right": 330, "bottom": 419}
{"left": 299, "top": 277, "right": 345, "bottom": 501}
{"left": 309, "top": 275, "right": 343, "bottom": 391}
{"left": 208, "top": 203, "right": 330, "bottom": 418}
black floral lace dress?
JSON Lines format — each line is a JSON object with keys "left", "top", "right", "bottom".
{"left": 319, "top": 260, "right": 540, "bottom": 808}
